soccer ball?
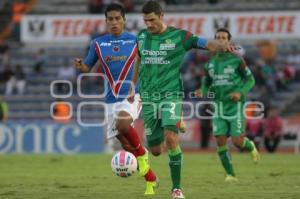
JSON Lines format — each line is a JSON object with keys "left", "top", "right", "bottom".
{"left": 111, "top": 151, "right": 137, "bottom": 177}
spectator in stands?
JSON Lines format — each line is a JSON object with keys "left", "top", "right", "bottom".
{"left": 251, "top": 62, "right": 266, "bottom": 90}
{"left": 276, "top": 63, "right": 296, "bottom": 91}
{"left": 287, "top": 51, "right": 300, "bottom": 66}
{"left": 120, "top": 0, "right": 134, "bottom": 12}
{"left": 0, "top": 96, "right": 8, "bottom": 122}
{"left": 0, "top": 64, "right": 14, "bottom": 94}
{"left": 263, "top": 107, "right": 283, "bottom": 153}
{"left": 246, "top": 102, "right": 264, "bottom": 150}
{"left": 56, "top": 60, "right": 76, "bottom": 94}
{"left": 0, "top": 42, "right": 9, "bottom": 67}
{"left": 53, "top": 98, "right": 71, "bottom": 123}
{"left": 32, "top": 48, "right": 48, "bottom": 74}
{"left": 88, "top": 0, "right": 103, "bottom": 13}
{"left": 257, "top": 86, "right": 271, "bottom": 118}
{"left": 5, "top": 64, "right": 26, "bottom": 95}
{"left": 258, "top": 60, "right": 277, "bottom": 95}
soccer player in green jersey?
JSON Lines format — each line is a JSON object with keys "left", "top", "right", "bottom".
{"left": 128, "top": 1, "right": 232, "bottom": 198}
{"left": 200, "top": 28, "right": 260, "bottom": 182}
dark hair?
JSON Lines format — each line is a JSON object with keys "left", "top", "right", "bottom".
{"left": 215, "top": 28, "right": 232, "bottom": 40}
{"left": 142, "top": 0, "right": 163, "bottom": 15}
{"left": 105, "top": 3, "right": 125, "bottom": 18}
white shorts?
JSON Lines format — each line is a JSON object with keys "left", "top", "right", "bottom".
{"left": 105, "top": 94, "right": 141, "bottom": 139}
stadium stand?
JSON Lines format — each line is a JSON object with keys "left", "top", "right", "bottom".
{"left": 1, "top": 0, "right": 300, "bottom": 151}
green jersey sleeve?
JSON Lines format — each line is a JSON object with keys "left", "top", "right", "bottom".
{"left": 237, "top": 57, "right": 255, "bottom": 96}
{"left": 181, "top": 30, "right": 199, "bottom": 51}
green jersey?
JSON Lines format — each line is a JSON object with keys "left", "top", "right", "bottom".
{"left": 202, "top": 52, "right": 254, "bottom": 103}
{"left": 137, "top": 27, "right": 200, "bottom": 102}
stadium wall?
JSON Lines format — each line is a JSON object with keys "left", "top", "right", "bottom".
{"left": 21, "top": 11, "right": 300, "bottom": 43}
{"left": 0, "top": 121, "right": 104, "bottom": 154}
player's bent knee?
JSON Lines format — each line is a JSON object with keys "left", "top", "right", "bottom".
{"left": 232, "top": 138, "right": 243, "bottom": 148}
{"left": 150, "top": 147, "right": 162, "bottom": 156}
{"left": 115, "top": 120, "right": 131, "bottom": 134}
{"left": 216, "top": 136, "right": 227, "bottom": 146}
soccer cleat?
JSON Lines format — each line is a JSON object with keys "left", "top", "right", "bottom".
{"left": 250, "top": 141, "right": 260, "bottom": 164}
{"left": 171, "top": 188, "right": 185, "bottom": 199}
{"left": 144, "top": 178, "right": 159, "bottom": 195}
{"left": 225, "top": 175, "right": 238, "bottom": 182}
{"left": 136, "top": 150, "right": 150, "bottom": 176}
{"left": 178, "top": 120, "right": 186, "bottom": 133}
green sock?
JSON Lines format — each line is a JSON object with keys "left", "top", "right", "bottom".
{"left": 217, "top": 145, "right": 235, "bottom": 176}
{"left": 242, "top": 138, "right": 254, "bottom": 152}
{"left": 168, "top": 145, "right": 182, "bottom": 189}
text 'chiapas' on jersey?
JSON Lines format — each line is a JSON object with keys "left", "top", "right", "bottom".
{"left": 137, "top": 27, "right": 202, "bottom": 102}
{"left": 84, "top": 32, "right": 138, "bottom": 103}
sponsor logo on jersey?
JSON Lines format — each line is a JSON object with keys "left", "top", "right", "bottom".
{"left": 105, "top": 55, "right": 127, "bottom": 62}
{"left": 143, "top": 57, "right": 170, "bottom": 64}
{"left": 111, "top": 39, "right": 135, "bottom": 45}
{"left": 100, "top": 40, "right": 135, "bottom": 47}
{"left": 100, "top": 42, "right": 112, "bottom": 47}
{"left": 224, "top": 67, "right": 234, "bottom": 74}
{"left": 142, "top": 49, "right": 167, "bottom": 56}
{"left": 159, "top": 43, "right": 176, "bottom": 50}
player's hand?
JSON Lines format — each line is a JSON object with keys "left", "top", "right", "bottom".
{"left": 229, "top": 44, "right": 245, "bottom": 56}
{"left": 229, "top": 92, "right": 241, "bottom": 102}
{"left": 74, "top": 58, "right": 83, "bottom": 70}
{"left": 194, "top": 90, "right": 202, "bottom": 97}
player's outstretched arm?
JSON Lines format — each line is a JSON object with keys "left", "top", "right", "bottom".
{"left": 206, "top": 40, "right": 230, "bottom": 52}
{"left": 74, "top": 58, "right": 90, "bottom": 73}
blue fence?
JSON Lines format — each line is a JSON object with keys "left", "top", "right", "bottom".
{"left": 0, "top": 121, "right": 104, "bottom": 154}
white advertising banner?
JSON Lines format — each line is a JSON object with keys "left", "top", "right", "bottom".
{"left": 21, "top": 11, "right": 300, "bottom": 43}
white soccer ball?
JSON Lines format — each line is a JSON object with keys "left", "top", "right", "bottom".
{"left": 111, "top": 151, "right": 137, "bottom": 177}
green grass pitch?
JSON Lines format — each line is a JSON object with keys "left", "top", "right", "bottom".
{"left": 0, "top": 153, "right": 299, "bottom": 199}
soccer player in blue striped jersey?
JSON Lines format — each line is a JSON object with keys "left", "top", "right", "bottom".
{"left": 74, "top": 3, "right": 158, "bottom": 195}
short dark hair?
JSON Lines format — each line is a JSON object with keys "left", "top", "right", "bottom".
{"left": 105, "top": 3, "right": 125, "bottom": 18}
{"left": 142, "top": 0, "right": 163, "bottom": 15}
{"left": 215, "top": 28, "right": 232, "bottom": 40}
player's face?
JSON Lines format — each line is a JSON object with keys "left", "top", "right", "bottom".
{"left": 215, "top": 31, "right": 230, "bottom": 45}
{"left": 106, "top": 11, "right": 125, "bottom": 36}
{"left": 143, "top": 12, "right": 164, "bottom": 34}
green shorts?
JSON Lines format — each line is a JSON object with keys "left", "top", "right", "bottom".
{"left": 212, "top": 112, "right": 245, "bottom": 137}
{"left": 142, "top": 100, "right": 182, "bottom": 147}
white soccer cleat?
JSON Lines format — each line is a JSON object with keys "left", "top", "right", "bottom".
{"left": 171, "top": 188, "right": 185, "bottom": 199}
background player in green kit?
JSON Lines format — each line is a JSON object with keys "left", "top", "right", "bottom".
{"left": 129, "top": 1, "right": 233, "bottom": 198}
{"left": 200, "top": 28, "right": 260, "bottom": 182}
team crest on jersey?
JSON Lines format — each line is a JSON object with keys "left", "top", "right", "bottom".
{"left": 112, "top": 45, "right": 120, "bottom": 52}
{"left": 139, "top": 33, "right": 146, "bottom": 39}
{"left": 208, "top": 63, "right": 214, "bottom": 69}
